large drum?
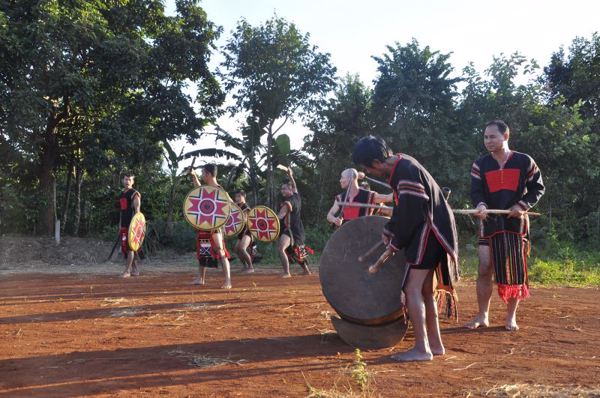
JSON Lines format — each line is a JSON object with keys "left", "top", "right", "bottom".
{"left": 319, "top": 216, "right": 408, "bottom": 325}
{"left": 128, "top": 212, "right": 146, "bottom": 252}
{"left": 247, "top": 206, "right": 280, "bottom": 242}
{"left": 223, "top": 202, "right": 247, "bottom": 238}
{"left": 183, "top": 186, "right": 232, "bottom": 231}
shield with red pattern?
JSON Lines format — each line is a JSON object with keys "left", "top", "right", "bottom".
{"left": 128, "top": 212, "right": 146, "bottom": 252}
{"left": 183, "top": 186, "right": 232, "bottom": 231}
{"left": 223, "top": 202, "right": 247, "bottom": 238}
{"left": 247, "top": 206, "right": 280, "bottom": 242}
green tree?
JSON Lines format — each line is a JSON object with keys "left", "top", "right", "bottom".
{"left": 371, "top": 40, "right": 470, "bottom": 199}
{"left": 0, "top": 0, "right": 223, "bottom": 235}
{"left": 220, "top": 16, "right": 336, "bottom": 207}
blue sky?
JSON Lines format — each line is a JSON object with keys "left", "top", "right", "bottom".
{"left": 167, "top": 0, "right": 600, "bottom": 164}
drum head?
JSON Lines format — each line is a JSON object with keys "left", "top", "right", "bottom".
{"left": 183, "top": 186, "right": 232, "bottom": 231}
{"left": 247, "top": 206, "right": 280, "bottom": 242}
{"left": 319, "top": 216, "right": 408, "bottom": 325}
{"left": 128, "top": 212, "right": 146, "bottom": 252}
{"left": 223, "top": 202, "right": 247, "bottom": 238}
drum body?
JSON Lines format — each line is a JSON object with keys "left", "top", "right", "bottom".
{"left": 319, "top": 216, "right": 408, "bottom": 325}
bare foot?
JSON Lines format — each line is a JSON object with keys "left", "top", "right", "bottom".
{"left": 281, "top": 273, "right": 292, "bottom": 278}
{"left": 505, "top": 319, "right": 519, "bottom": 331}
{"left": 131, "top": 269, "right": 140, "bottom": 276}
{"left": 430, "top": 344, "right": 445, "bottom": 356}
{"left": 465, "top": 314, "right": 489, "bottom": 329}
{"left": 242, "top": 268, "right": 255, "bottom": 274}
{"left": 221, "top": 281, "right": 232, "bottom": 289}
{"left": 391, "top": 348, "right": 433, "bottom": 362}
{"left": 121, "top": 272, "right": 131, "bottom": 278}
{"left": 301, "top": 268, "right": 312, "bottom": 275}
{"left": 192, "top": 277, "right": 205, "bottom": 285}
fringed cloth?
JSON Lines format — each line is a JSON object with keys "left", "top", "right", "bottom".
{"left": 434, "top": 253, "right": 459, "bottom": 321}
{"left": 488, "top": 232, "right": 530, "bottom": 303}
{"left": 285, "top": 244, "right": 314, "bottom": 266}
{"left": 196, "top": 231, "right": 231, "bottom": 268}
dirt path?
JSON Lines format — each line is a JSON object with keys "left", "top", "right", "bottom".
{"left": 1, "top": 269, "right": 599, "bottom": 397}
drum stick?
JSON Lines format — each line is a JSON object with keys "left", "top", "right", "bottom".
{"left": 276, "top": 164, "right": 289, "bottom": 172}
{"left": 453, "top": 209, "right": 541, "bottom": 217}
{"left": 363, "top": 176, "right": 392, "bottom": 190}
{"left": 358, "top": 240, "right": 385, "bottom": 262}
{"left": 368, "top": 248, "right": 395, "bottom": 274}
{"left": 337, "top": 202, "right": 393, "bottom": 210}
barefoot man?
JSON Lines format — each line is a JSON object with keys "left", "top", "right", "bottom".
{"left": 277, "top": 166, "right": 311, "bottom": 277}
{"left": 233, "top": 190, "right": 255, "bottom": 273}
{"left": 326, "top": 168, "right": 393, "bottom": 227}
{"left": 119, "top": 173, "right": 141, "bottom": 278}
{"left": 190, "top": 164, "right": 233, "bottom": 289}
{"left": 466, "top": 120, "right": 545, "bottom": 331}
{"left": 352, "top": 136, "right": 459, "bottom": 362}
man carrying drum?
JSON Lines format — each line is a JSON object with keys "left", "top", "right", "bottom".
{"left": 277, "top": 166, "right": 311, "bottom": 277}
{"left": 326, "top": 168, "right": 393, "bottom": 226}
{"left": 190, "top": 164, "right": 233, "bottom": 289}
{"left": 465, "top": 120, "right": 545, "bottom": 331}
{"left": 233, "top": 190, "right": 256, "bottom": 273}
{"left": 353, "top": 136, "right": 459, "bottom": 362}
{"left": 119, "top": 172, "right": 142, "bottom": 278}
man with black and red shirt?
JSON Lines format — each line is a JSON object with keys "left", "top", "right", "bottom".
{"left": 119, "top": 173, "right": 141, "bottom": 278}
{"left": 466, "top": 120, "right": 545, "bottom": 331}
{"left": 326, "top": 168, "right": 393, "bottom": 226}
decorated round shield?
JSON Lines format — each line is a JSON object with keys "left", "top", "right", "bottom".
{"left": 223, "top": 202, "right": 247, "bottom": 238}
{"left": 183, "top": 186, "right": 232, "bottom": 231}
{"left": 247, "top": 206, "right": 280, "bottom": 242}
{"left": 128, "top": 212, "right": 146, "bottom": 252}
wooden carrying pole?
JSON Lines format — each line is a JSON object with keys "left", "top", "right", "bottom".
{"left": 336, "top": 202, "right": 541, "bottom": 217}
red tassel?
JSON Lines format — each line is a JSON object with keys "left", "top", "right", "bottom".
{"left": 497, "top": 284, "right": 530, "bottom": 304}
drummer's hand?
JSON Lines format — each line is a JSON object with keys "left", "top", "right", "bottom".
{"left": 381, "top": 233, "right": 390, "bottom": 246}
{"left": 188, "top": 167, "right": 196, "bottom": 176}
{"left": 474, "top": 204, "right": 488, "bottom": 221}
{"left": 368, "top": 264, "right": 379, "bottom": 274}
{"left": 357, "top": 171, "right": 365, "bottom": 180}
{"left": 333, "top": 217, "right": 343, "bottom": 227}
{"left": 508, "top": 205, "right": 524, "bottom": 218}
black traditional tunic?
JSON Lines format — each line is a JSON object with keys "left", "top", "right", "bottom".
{"left": 119, "top": 189, "right": 141, "bottom": 257}
{"left": 280, "top": 192, "right": 305, "bottom": 246}
{"left": 383, "top": 154, "right": 459, "bottom": 290}
{"left": 335, "top": 188, "right": 376, "bottom": 223}
{"left": 470, "top": 151, "right": 545, "bottom": 302}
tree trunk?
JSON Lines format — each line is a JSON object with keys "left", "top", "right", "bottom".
{"left": 72, "top": 166, "right": 84, "bottom": 236}
{"left": 166, "top": 172, "right": 175, "bottom": 238}
{"left": 38, "top": 121, "right": 59, "bottom": 235}
{"left": 266, "top": 127, "right": 275, "bottom": 209}
{"left": 61, "top": 162, "right": 74, "bottom": 233}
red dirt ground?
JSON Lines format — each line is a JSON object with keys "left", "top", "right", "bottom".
{"left": 1, "top": 270, "right": 599, "bottom": 397}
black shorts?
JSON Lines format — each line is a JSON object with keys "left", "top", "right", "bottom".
{"left": 411, "top": 232, "right": 445, "bottom": 270}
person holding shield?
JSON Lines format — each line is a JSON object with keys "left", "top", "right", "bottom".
{"left": 119, "top": 173, "right": 141, "bottom": 278}
{"left": 190, "top": 164, "right": 233, "bottom": 289}
{"left": 233, "top": 190, "right": 256, "bottom": 273}
{"left": 277, "top": 166, "right": 311, "bottom": 277}
{"left": 326, "top": 168, "right": 393, "bottom": 226}
{"left": 352, "top": 136, "right": 459, "bottom": 362}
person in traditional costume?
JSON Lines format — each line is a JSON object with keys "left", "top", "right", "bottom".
{"left": 190, "top": 164, "right": 233, "bottom": 289}
{"left": 233, "top": 190, "right": 256, "bottom": 273}
{"left": 119, "top": 173, "right": 141, "bottom": 278}
{"left": 352, "top": 136, "right": 459, "bottom": 362}
{"left": 326, "top": 168, "right": 393, "bottom": 226}
{"left": 465, "top": 120, "right": 545, "bottom": 331}
{"left": 277, "top": 167, "right": 312, "bottom": 277}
